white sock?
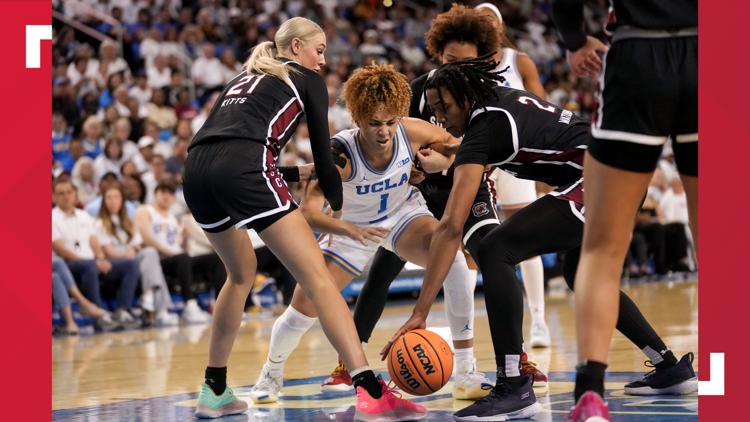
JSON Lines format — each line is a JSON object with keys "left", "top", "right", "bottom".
{"left": 520, "top": 256, "right": 545, "bottom": 324}
{"left": 349, "top": 366, "right": 371, "bottom": 378}
{"left": 267, "top": 306, "right": 317, "bottom": 370}
{"left": 443, "top": 252, "right": 475, "bottom": 342}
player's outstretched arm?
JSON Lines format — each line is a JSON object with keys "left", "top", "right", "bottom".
{"left": 381, "top": 163, "right": 485, "bottom": 359}
{"left": 401, "top": 116, "right": 459, "bottom": 152}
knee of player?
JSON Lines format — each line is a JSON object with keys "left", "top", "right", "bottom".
{"left": 477, "top": 233, "right": 519, "bottom": 267}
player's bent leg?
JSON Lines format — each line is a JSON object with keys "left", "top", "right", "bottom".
{"left": 260, "top": 211, "right": 368, "bottom": 372}
{"left": 574, "top": 151, "right": 653, "bottom": 401}
{"left": 196, "top": 228, "right": 256, "bottom": 418}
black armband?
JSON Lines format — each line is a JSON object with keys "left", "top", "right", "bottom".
{"left": 279, "top": 166, "right": 300, "bottom": 182}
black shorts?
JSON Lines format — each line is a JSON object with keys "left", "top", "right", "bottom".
{"left": 590, "top": 34, "right": 697, "bottom": 175}
{"left": 461, "top": 176, "right": 501, "bottom": 247}
{"left": 183, "top": 139, "right": 297, "bottom": 233}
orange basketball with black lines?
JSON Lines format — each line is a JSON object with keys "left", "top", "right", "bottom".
{"left": 386, "top": 329, "right": 454, "bottom": 395}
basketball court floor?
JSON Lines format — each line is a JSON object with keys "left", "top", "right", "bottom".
{"left": 52, "top": 279, "right": 698, "bottom": 421}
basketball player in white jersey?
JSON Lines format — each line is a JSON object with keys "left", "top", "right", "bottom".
{"left": 250, "top": 64, "right": 489, "bottom": 404}
{"left": 476, "top": 2, "right": 551, "bottom": 348}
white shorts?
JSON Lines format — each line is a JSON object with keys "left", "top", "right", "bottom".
{"left": 492, "top": 169, "right": 537, "bottom": 211}
{"left": 320, "top": 190, "right": 432, "bottom": 277}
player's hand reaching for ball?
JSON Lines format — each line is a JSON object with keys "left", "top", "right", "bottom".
{"left": 567, "top": 35, "right": 608, "bottom": 79}
{"left": 380, "top": 312, "right": 427, "bottom": 360}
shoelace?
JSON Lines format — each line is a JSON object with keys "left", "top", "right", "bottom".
{"left": 475, "top": 381, "right": 512, "bottom": 404}
{"left": 380, "top": 379, "right": 404, "bottom": 399}
{"left": 641, "top": 360, "right": 658, "bottom": 379}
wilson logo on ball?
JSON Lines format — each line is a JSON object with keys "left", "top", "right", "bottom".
{"left": 396, "top": 348, "right": 421, "bottom": 391}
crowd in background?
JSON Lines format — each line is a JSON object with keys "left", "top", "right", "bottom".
{"left": 51, "top": 0, "right": 692, "bottom": 334}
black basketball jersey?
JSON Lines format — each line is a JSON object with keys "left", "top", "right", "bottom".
{"left": 189, "top": 59, "right": 343, "bottom": 210}
{"left": 454, "top": 86, "right": 589, "bottom": 187}
{"left": 190, "top": 60, "right": 327, "bottom": 172}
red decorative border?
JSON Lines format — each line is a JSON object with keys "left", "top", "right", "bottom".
{"left": 0, "top": 1, "right": 52, "bottom": 420}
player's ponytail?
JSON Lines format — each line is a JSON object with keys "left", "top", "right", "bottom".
{"left": 243, "top": 17, "right": 324, "bottom": 84}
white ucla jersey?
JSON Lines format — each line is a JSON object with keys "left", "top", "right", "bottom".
{"left": 332, "top": 124, "right": 415, "bottom": 224}
{"left": 494, "top": 48, "right": 525, "bottom": 90}
{"left": 147, "top": 205, "right": 182, "bottom": 250}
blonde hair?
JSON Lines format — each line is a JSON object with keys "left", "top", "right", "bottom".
{"left": 243, "top": 17, "right": 324, "bottom": 84}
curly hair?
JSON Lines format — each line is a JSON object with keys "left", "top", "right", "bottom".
{"left": 425, "top": 55, "right": 505, "bottom": 111}
{"left": 342, "top": 63, "right": 411, "bottom": 124}
{"left": 424, "top": 3, "right": 501, "bottom": 59}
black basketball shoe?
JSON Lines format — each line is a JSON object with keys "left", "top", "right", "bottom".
{"left": 624, "top": 352, "right": 698, "bottom": 395}
{"left": 453, "top": 374, "right": 541, "bottom": 421}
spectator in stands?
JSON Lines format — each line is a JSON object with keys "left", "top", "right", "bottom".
{"left": 190, "top": 92, "right": 219, "bottom": 134}
{"left": 631, "top": 195, "right": 667, "bottom": 277}
{"left": 53, "top": 111, "right": 72, "bottom": 168}
{"left": 99, "top": 72, "right": 124, "bottom": 110}
{"left": 166, "top": 137, "right": 189, "bottom": 179}
{"left": 127, "top": 97, "right": 146, "bottom": 140}
{"left": 359, "top": 29, "right": 387, "bottom": 60}
{"left": 174, "top": 89, "right": 199, "bottom": 120}
{"left": 95, "top": 182, "right": 179, "bottom": 326}
{"left": 219, "top": 48, "right": 243, "bottom": 83}
{"left": 85, "top": 173, "right": 137, "bottom": 216}
{"left": 98, "top": 39, "right": 131, "bottom": 81}
{"left": 145, "top": 88, "right": 177, "bottom": 131}
{"left": 67, "top": 44, "right": 100, "bottom": 88}
{"left": 53, "top": 76, "right": 80, "bottom": 131}
{"left": 123, "top": 175, "right": 147, "bottom": 205}
{"left": 133, "top": 136, "right": 155, "bottom": 174}
{"left": 660, "top": 178, "right": 692, "bottom": 272}
{"left": 101, "top": 105, "right": 120, "bottom": 139}
{"left": 52, "top": 178, "right": 140, "bottom": 329}
{"left": 81, "top": 116, "right": 104, "bottom": 159}
{"left": 53, "top": 255, "right": 115, "bottom": 335}
{"left": 400, "top": 35, "right": 427, "bottom": 68}
{"left": 146, "top": 53, "right": 171, "bottom": 89}
{"left": 71, "top": 156, "right": 98, "bottom": 205}
{"left": 112, "top": 118, "right": 138, "bottom": 160}
{"left": 192, "top": 43, "right": 225, "bottom": 98}
{"left": 94, "top": 139, "right": 126, "bottom": 177}
{"left": 129, "top": 73, "right": 152, "bottom": 107}
{"left": 120, "top": 161, "right": 138, "bottom": 178}
{"left": 182, "top": 212, "right": 228, "bottom": 307}
{"left": 327, "top": 85, "right": 353, "bottom": 133}
{"left": 135, "top": 183, "right": 211, "bottom": 323}
{"left": 112, "top": 86, "right": 132, "bottom": 117}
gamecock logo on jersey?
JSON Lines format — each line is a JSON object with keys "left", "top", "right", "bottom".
{"left": 472, "top": 202, "right": 490, "bottom": 217}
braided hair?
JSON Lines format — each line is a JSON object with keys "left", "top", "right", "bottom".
{"left": 424, "top": 54, "right": 507, "bottom": 112}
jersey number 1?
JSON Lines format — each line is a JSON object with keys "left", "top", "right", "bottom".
{"left": 377, "top": 193, "right": 389, "bottom": 214}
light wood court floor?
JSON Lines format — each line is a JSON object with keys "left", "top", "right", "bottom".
{"left": 52, "top": 279, "right": 698, "bottom": 421}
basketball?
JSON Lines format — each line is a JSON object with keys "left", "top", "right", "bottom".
{"left": 387, "top": 329, "right": 454, "bottom": 396}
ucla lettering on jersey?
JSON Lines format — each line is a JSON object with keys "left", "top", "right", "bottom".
{"left": 332, "top": 124, "right": 416, "bottom": 223}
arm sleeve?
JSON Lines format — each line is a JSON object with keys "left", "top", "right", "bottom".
{"left": 299, "top": 72, "right": 343, "bottom": 211}
{"left": 455, "top": 112, "right": 514, "bottom": 167}
{"left": 551, "top": 0, "right": 587, "bottom": 51}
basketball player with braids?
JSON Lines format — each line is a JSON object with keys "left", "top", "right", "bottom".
{"left": 385, "top": 58, "right": 697, "bottom": 421}
{"left": 183, "top": 18, "right": 424, "bottom": 419}
{"left": 475, "top": 1, "right": 551, "bottom": 349}
{"left": 249, "top": 63, "right": 488, "bottom": 406}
